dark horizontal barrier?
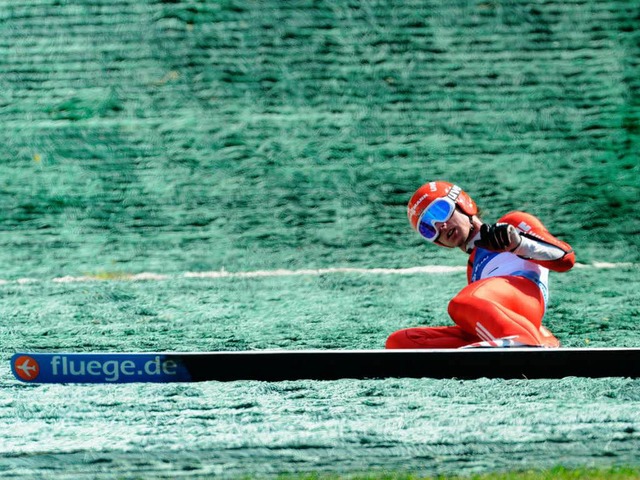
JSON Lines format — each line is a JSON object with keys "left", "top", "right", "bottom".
{"left": 11, "top": 348, "right": 640, "bottom": 383}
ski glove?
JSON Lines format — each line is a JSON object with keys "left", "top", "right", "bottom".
{"left": 475, "top": 223, "right": 522, "bottom": 252}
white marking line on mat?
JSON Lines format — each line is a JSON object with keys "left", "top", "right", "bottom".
{"left": 184, "top": 265, "right": 464, "bottom": 279}
{"left": 1, "top": 262, "right": 636, "bottom": 285}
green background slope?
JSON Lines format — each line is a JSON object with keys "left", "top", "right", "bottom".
{"left": 1, "top": 0, "right": 638, "bottom": 279}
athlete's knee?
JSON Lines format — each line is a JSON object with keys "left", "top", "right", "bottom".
{"left": 448, "top": 290, "right": 516, "bottom": 339}
{"left": 448, "top": 291, "right": 490, "bottom": 324}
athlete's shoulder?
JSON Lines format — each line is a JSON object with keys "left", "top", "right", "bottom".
{"left": 497, "top": 211, "right": 546, "bottom": 231}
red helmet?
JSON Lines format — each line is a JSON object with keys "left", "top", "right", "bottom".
{"left": 407, "top": 181, "right": 478, "bottom": 238}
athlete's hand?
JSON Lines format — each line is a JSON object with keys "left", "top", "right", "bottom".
{"left": 475, "top": 223, "right": 522, "bottom": 252}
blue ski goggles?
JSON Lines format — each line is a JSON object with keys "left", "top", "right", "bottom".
{"left": 417, "top": 197, "right": 456, "bottom": 241}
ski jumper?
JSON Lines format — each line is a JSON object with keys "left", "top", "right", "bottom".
{"left": 386, "top": 211, "right": 575, "bottom": 349}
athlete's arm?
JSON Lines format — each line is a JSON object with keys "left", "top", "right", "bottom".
{"left": 499, "top": 211, "right": 575, "bottom": 272}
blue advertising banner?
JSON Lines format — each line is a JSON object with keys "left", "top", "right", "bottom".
{"left": 11, "top": 353, "right": 193, "bottom": 383}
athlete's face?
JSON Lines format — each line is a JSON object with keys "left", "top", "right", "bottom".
{"left": 434, "top": 208, "right": 474, "bottom": 249}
